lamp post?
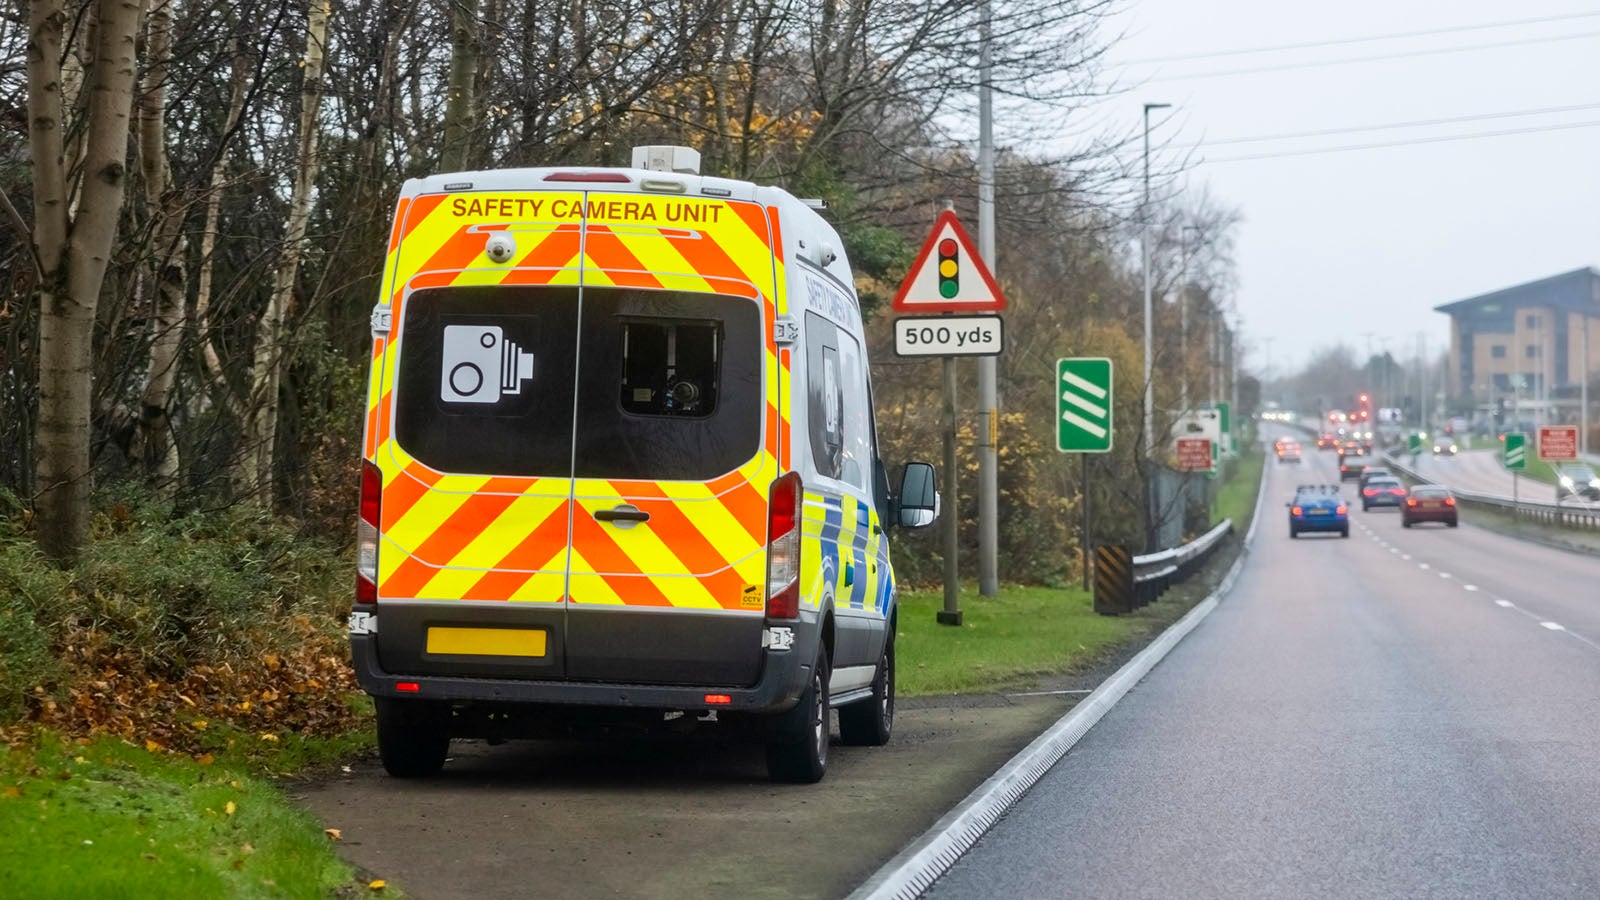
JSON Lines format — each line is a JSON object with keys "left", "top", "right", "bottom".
{"left": 1141, "top": 102, "right": 1170, "bottom": 459}
{"left": 1179, "top": 224, "right": 1201, "bottom": 412}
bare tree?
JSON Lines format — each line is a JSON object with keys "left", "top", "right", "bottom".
{"left": 241, "top": 0, "right": 328, "bottom": 498}
{"left": 29, "top": 0, "right": 147, "bottom": 562}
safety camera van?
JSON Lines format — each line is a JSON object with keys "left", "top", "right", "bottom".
{"left": 351, "top": 146, "right": 938, "bottom": 783}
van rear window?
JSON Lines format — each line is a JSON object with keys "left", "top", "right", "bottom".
{"left": 392, "top": 285, "right": 760, "bottom": 481}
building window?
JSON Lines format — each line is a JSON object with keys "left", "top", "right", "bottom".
{"left": 1491, "top": 345, "right": 1506, "bottom": 359}
{"left": 1525, "top": 314, "right": 1538, "bottom": 328}
{"left": 1525, "top": 345, "right": 1538, "bottom": 359}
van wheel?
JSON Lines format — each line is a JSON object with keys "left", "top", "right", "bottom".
{"left": 375, "top": 697, "right": 451, "bottom": 778}
{"left": 840, "top": 633, "right": 894, "bottom": 747}
{"left": 766, "top": 646, "right": 830, "bottom": 784}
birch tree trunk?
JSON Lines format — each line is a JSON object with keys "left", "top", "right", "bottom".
{"left": 30, "top": 0, "right": 146, "bottom": 562}
{"left": 440, "top": 0, "right": 479, "bottom": 172}
{"left": 133, "top": 0, "right": 185, "bottom": 488}
{"left": 195, "top": 36, "right": 251, "bottom": 392}
{"left": 242, "top": 0, "right": 330, "bottom": 501}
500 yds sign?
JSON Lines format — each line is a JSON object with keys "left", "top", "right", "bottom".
{"left": 893, "top": 315, "right": 1004, "bottom": 357}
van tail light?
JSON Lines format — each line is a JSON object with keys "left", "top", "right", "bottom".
{"left": 765, "top": 472, "right": 802, "bottom": 620}
{"left": 1444, "top": 497, "right": 1456, "bottom": 506}
{"left": 1291, "top": 506, "right": 1303, "bottom": 516}
{"left": 357, "top": 460, "right": 381, "bottom": 604}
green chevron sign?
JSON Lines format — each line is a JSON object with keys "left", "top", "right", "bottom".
{"left": 1503, "top": 432, "right": 1527, "bottom": 470}
{"left": 1057, "top": 358, "right": 1113, "bottom": 453}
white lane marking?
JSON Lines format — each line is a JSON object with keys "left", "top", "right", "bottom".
{"left": 1542, "top": 622, "right": 1566, "bottom": 632}
{"left": 1464, "top": 584, "right": 1478, "bottom": 591}
{"left": 1006, "top": 689, "right": 1094, "bottom": 697}
{"left": 1419, "top": 563, "right": 1431, "bottom": 570}
{"left": 1390, "top": 548, "right": 1399, "bottom": 554}
{"left": 1495, "top": 599, "right": 1515, "bottom": 608}
{"left": 1402, "top": 554, "right": 1412, "bottom": 561}
{"left": 1439, "top": 572, "right": 1451, "bottom": 579}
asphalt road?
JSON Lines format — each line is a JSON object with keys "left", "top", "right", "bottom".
{"left": 1401, "top": 447, "right": 1598, "bottom": 509}
{"left": 928, "top": 450, "right": 1600, "bottom": 900}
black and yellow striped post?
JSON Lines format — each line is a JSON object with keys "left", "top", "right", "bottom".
{"left": 1093, "top": 544, "right": 1133, "bottom": 616}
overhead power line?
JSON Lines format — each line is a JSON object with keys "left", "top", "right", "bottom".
{"left": 1190, "top": 101, "right": 1600, "bottom": 147}
{"left": 1143, "top": 29, "right": 1600, "bottom": 82}
{"left": 1119, "top": 9, "right": 1600, "bottom": 64}
{"left": 1203, "top": 118, "right": 1600, "bottom": 164}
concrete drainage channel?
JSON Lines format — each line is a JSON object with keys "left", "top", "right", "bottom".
{"left": 847, "top": 460, "right": 1269, "bottom": 900}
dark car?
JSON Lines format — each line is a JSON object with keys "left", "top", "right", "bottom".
{"left": 1317, "top": 433, "right": 1338, "bottom": 450}
{"left": 1402, "top": 485, "right": 1458, "bottom": 528}
{"left": 1338, "top": 448, "right": 1368, "bottom": 481}
{"left": 1556, "top": 464, "right": 1600, "bottom": 502}
{"left": 1360, "top": 477, "right": 1407, "bottom": 511}
{"left": 1289, "top": 484, "right": 1349, "bottom": 538}
{"left": 1432, "top": 436, "right": 1459, "bottom": 456}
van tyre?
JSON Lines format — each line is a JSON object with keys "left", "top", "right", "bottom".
{"left": 840, "top": 633, "right": 894, "bottom": 747}
{"left": 375, "top": 698, "right": 451, "bottom": 778}
{"left": 766, "top": 646, "right": 830, "bottom": 783}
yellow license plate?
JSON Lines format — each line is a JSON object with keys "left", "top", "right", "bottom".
{"left": 426, "top": 627, "right": 547, "bottom": 658}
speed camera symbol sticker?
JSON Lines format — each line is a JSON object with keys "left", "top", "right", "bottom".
{"left": 439, "top": 324, "right": 536, "bottom": 404}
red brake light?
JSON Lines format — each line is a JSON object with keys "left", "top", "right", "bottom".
{"left": 1444, "top": 497, "right": 1456, "bottom": 506}
{"left": 1291, "top": 506, "right": 1303, "bottom": 516}
{"left": 704, "top": 694, "right": 732, "bottom": 705}
{"left": 543, "top": 171, "right": 631, "bottom": 183}
{"left": 1407, "top": 498, "right": 1418, "bottom": 507}
{"left": 357, "top": 460, "right": 382, "bottom": 604}
{"left": 765, "top": 472, "right": 802, "bottom": 619}
{"left": 1390, "top": 488, "right": 1405, "bottom": 495}
{"left": 1363, "top": 488, "right": 1377, "bottom": 496}
{"left": 1336, "top": 505, "right": 1347, "bottom": 515}
{"left": 395, "top": 682, "right": 420, "bottom": 693}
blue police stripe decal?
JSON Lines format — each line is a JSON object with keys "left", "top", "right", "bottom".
{"left": 819, "top": 498, "right": 843, "bottom": 602}
{"left": 849, "top": 502, "right": 871, "bottom": 608}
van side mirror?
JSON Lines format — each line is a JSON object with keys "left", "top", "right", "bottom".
{"left": 896, "top": 461, "right": 938, "bottom": 529}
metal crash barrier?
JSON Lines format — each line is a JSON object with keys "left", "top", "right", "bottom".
{"left": 1095, "top": 518, "right": 1234, "bottom": 616}
{"left": 1384, "top": 454, "right": 1600, "bottom": 531}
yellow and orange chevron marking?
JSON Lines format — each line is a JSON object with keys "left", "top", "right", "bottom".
{"left": 363, "top": 189, "right": 788, "bottom": 611}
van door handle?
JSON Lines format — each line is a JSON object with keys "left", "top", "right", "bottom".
{"left": 595, "top": 505, "right": 650, "bottom": 524}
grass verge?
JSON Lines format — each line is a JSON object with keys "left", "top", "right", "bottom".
{"left": 897, "top": 585, "right": 1162, "bottom": 696}
{"left": 0, "top": 730, "right": 382, "bottom": 899}
{"left": 1214, "top": 445, "right": 1265, "bottom": 530}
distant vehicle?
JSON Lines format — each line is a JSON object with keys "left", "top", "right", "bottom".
{"left": 1361, "top": 477, "right": 1407, "bottom": 511}
{"left": 1317, "top": 433, "right": 1339, "bottom": 450}
{"left": 1275, "top": 438, "right": 1302, "bottom": 463}
{"left": 1289, "top": 484, "right": 1349, "bottom": 538}
{"left": 1358, "top": 466, "right": 1393, "bottom": 490}
{"left": 1338, "top": 447, "right": 1368, "bottom": 480}
{"left": 1556, "top": 464, "right": 1600, "bottom": 502}
{"left": 1432, "top": 436, "right": 1458, "bottom": 456}
{"left": 1402, "top": 485, "right": 1458, "bottom": 528}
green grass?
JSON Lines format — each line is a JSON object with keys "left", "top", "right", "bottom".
{"left": 1214, "top": 445, "right": 1265, "bottom": 530}
{"left": 895, "top": 585, "right": 1153, "bottom": 695}
{"left": 0, "top": 732, "right": 376, "bottom": 899}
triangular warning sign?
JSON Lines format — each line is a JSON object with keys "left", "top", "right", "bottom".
{"left": 892, "top": 210, "right": 1007, "bottom": 313}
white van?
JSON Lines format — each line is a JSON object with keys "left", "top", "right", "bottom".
{"left": 350, "top": 146, "right": 938, "bottom": 782}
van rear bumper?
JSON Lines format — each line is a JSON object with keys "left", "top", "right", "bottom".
{"left": 349, "top": 630, "right": 812, "bottom": 714}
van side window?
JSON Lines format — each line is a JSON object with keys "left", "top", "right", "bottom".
{"left": 619, "top": 320, "right": 721, "bottom": 418}
{"left": 805, "top": 312, "right": 867, "bottom": 490}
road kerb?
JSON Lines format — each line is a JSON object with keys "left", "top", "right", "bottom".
{"left": 847, "top": 446, "right": 1268, "bottom": 900}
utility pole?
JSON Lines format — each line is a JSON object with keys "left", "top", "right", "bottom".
{"left": 976, "top": 0, "right": 999, "bottom": 598}
{"left": 1140, "top": 102, "right": 1170, "bottom": 550}
{"left": 1418, "top": 332, "right": 1428, "bottom": 434}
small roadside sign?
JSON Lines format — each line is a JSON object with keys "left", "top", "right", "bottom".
{"left": 1503, "top": 432, "right": 1527, "bottom": 470}
{"left": 1175, "top": 438, "right": 1213, "bottom": 472}
{"left": 892, "top": 210, "right": 1007, "bottom": 313}
{"left": 1407, "top": 432, "right": 1423, "bottom": 455}
{"left": 893, "top": 315, "right": 1003, "bottom": 357}
{"left": 1057, "top": 358, "right": 1113, "bottom": 453}
{"left": 1538, "top": 425, "right": 1578, "bottom": 461}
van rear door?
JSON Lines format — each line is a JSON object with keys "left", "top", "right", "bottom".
{"left": 563, "top": 197, "right": 782, "bottom": 686}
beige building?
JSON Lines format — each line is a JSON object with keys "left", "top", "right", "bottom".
{"left": 1436, "top": 268, "right": 1600, "bottom": 421}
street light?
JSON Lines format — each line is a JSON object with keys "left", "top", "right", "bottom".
{"left": 1141, "top": 101, "right": 1171, "bottom": 460}
{"left": 1179, "top": 223, "right": 1202, "bottom": 412}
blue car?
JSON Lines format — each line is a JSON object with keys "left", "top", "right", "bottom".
{"left": 1289, "top": 485, "right": 1349, "bottom": 538}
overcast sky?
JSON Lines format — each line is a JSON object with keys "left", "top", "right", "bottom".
{"left": 1090, "top": 0, "right": 1600, "bottom": 379}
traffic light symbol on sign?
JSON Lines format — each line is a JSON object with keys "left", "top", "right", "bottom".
{"left": 938, "top": 239, "right": 959, "bottom": 298}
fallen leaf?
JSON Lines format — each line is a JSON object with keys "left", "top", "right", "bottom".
{"left": 369, "top": 880, "right": 387, "bottom": 891}
{"left": 257, "top": 733, "right": 279, "bottom": 743}
{"left": 144, "top": 739, "right": 163, "bottom": 753}
{"left": 240, "top": 843, "right": 254, "bottom": 854}
{"left": 324, "top": 828, "right": 342, "bottom": 841}
{"left": 3, "top": 787, "right": 20, "bottom": 798}
{"left": 73, "top": 756, "right": 87, "bottom": 765}
{"left": 225, "top": 801, "right": 236, "bottom": 816}
{"left": 195, "top": 753, "right": 215, "bottom": 766}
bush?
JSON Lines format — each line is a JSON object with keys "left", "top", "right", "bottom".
{"left": 0, "top": 484, "right": 362, "bottom": 747}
